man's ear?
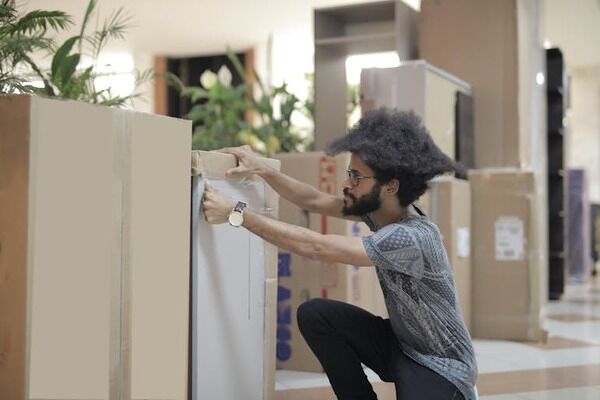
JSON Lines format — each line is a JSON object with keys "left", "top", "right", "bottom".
{"left": 385, "top": 179, "right": 399, "bottom": 195}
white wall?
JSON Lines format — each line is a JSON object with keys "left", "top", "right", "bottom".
{"left": 567, "top": 66, "right": 600, "bottom": 202}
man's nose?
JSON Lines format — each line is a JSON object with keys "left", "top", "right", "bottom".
{"left": 342, "top": 176, "right": 353, "bottom": 190}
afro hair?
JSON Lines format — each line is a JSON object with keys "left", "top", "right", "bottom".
{"left": 326, "top": 108, "right": 464, "bottom": 207}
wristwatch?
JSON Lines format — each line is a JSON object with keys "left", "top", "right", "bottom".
{"left": 228, "top": 201, "right": 247, "bottom": 227}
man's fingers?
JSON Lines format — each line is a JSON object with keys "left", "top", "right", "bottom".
{"left": 204, "top": 182, "right": 215, "bottom": 196}
{"left": 219, "top": 147, "right": 244, "bottom": 158}
{"left": 202, "top": 203, "right": 208, "bottom": 222}
{"left": 225, "top": 165, "right": 248, "bottom": 177}
{"left": 218, "top": 148, "right": 234, "bottom": 156}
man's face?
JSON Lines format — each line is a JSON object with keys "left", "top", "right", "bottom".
{"left": 342, "top": 153, "right": 382, "bottom": 216}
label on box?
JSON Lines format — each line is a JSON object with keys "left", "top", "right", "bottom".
{"left": 495, "top": 217, "right": 524, "bottom": 261}
{"left": 456, "top": 227, "right": 470, "bottom": 258}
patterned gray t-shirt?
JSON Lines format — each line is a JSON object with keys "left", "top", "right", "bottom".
{"left": 362, "top": 214, "right": 477, "bottom": 400}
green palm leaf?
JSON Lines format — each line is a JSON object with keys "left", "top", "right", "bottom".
{"left": 13, "top": 10, "right": 72, "bottom": 34}
{"left": 51, "top": 36, "right": 79, "bottom": 80}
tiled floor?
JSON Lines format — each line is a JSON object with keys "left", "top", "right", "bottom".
{"left": 275, "top": 276, "right": 600, "bottom": 399}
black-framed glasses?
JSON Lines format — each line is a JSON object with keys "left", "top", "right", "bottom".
{"left": 346, "top": 169, "right": 376, "bottom": 187}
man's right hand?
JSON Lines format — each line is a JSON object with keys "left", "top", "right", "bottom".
{"left": 218, "top": 145, "right": 270, "bottom": 178}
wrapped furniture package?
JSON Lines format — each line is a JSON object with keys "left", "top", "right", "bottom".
{"left": 0, "top": 95, "right": 191, "bottom": 400}
{"left": 190, "top": 151, "right": 279, "bottom": 400}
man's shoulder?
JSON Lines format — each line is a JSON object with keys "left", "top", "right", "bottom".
{"left": 363, "top": 218, "right": 426, "bottom": 277}
{"left": 401, "top": 215, "right": 442, "bottom": 240}
{"left": 368, "top": 220, "right": 420, "bottom": 252}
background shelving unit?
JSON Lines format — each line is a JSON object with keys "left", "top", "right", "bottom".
{"left": 546, "top": 48, "right": 568, "bottom": 300}
{"left": 313, "top": 0, "right": 418, "bottom": 150}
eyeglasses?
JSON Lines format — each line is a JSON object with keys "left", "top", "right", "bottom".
{"left": 346, "top": 169, "right": 376, "bottom": 187}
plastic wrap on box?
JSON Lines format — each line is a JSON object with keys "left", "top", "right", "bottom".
{"left": 190, "top": 151, "right": 279, "bottom": 400}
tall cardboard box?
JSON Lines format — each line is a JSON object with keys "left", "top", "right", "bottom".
{"left": 419, "top": 0, "right": 545, "bottom": 170}
{"left": 360, "top": 61, "right": 471, "bottom": 161}
{"left": 469, "top": 169, "right": 547, "bottom": 341}
{"left": 419, "top": 177, "right": 472, "bottom": 331}
{"left": 274, "top": 152, "right": 386, "bottom": 372}
{"left": 190, "top": 151, "right": 279, "bottom": 400}
{"left": 0, "top": 96, "right": 191, "bottom": 399}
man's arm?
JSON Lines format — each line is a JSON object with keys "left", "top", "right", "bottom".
{"left": 202, "top": 183, "right": 371, "bottom": 266}
{"left": 259, "top": 164, "right": 354, "bottom": 219}
{"left": 243, "top": 209, "right": 372, "bottom": 266}
{"left": 220, "top": 146, "right": 358, "bottom": 220}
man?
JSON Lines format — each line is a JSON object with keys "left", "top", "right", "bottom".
{"left": 202, "top": 108, "right": 478, "bottom": 400}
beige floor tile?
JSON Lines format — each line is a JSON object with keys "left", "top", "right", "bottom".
{"left": 477, "top": 364, "right": 600, "bottom": 395}
{"left": 275, "top": 382, "right": 395, "bottom": 400}
{"left": 520, "top": 335, "right": 598, "bottom": 350}
{"left": 546, "top": 314, "right": 600, "bottom": 322}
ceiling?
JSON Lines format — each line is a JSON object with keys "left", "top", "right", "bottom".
{"left": 24, "top": 0, "right": 600, "bottom": 69}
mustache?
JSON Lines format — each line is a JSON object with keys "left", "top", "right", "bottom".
{"left": 343, "top": 188, "right": 357, "bottom": 201}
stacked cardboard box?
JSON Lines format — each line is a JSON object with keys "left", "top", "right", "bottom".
{"left": 360, "top": 61, "right": 471, "bottom": 161}
{"left": 419, "top": 0, "right": 544, "bottom": 169}
{"left": 469, "top": 169, "right": 547, "bottom": 341}
{"left": 274, "top": 152, "right": 387, "bottom": 372}
{"left": 190, "top": 151, "right": 279, "bottom": 400}
{"left": 419, "top": 177, "right": 472, "bottom": 330}
{"left": 0, "top": 96, "right": 191, "bottom": 399}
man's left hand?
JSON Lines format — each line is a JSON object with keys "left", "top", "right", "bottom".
{"left": 202, "top": 182, "right": 236, "bottom": 224}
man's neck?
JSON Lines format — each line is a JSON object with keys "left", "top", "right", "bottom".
{"left": 368, "top": 205, "right": 410, "bottom": 230}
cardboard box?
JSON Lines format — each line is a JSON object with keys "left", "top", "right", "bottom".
{"left": 0, "top": 95, "right": 191, "bottom": 399}
{"left": 360, "top": 61, "right": 471, "bottom": 161}
{"left": 469, "top": 169, "right": 547, "bottom": 341}
{"left": 274, "top": 152, "right": 387, "bottom": 372}
{"left": 419, "top": 0, "right": 543, "bottom": 169}
{"left": 190, "top": 151, "right": 279, "bottom": 400}
{"left": 419, "top": 177, "right": 472, "bottom": 331}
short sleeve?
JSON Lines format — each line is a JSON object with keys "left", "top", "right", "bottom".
{"left": 362, "top": 223, "right": 424, "bottom": 278}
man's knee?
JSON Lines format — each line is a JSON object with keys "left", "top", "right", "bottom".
{"left": 296, "top": 298, "right": 331, "bottom": 332}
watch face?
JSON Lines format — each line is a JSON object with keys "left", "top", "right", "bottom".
{"left": 228, "top": 211, "right": 244, "bottom": 227}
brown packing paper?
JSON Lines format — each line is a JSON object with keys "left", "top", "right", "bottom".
{"left": 0, "top": 95, "right": 31, "bottom": 400}
{"left": 469, "top": 169, "right": 547, "bottom": 341}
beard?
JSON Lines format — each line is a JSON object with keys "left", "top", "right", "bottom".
{"left": 342, "top": 182, "right": 382, "bottom": 216}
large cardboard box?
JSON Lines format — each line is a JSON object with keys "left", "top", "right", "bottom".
{"left": 419, "top": 0, "right": 545, "bottom": 170}
{"left": 419, "top": 177, "right": 472, "bottom": 331}
{"left": 190, "top": 151, "right": 279, "bottom": 400}
{"left": 360, "top": 61, "right": 471, "bottom": 161}
{"left": 469, "top": 169, "right": 547, "bottom": 341}
{"left": 274, "top": 152, "right": 386, "bottom": 372}
{"left": 0, "top": 96, "right": 191, "bottom": 399}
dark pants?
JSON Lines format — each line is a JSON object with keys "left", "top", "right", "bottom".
{"left": 297, "top": 298, "right": 464, "bottom": 400}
